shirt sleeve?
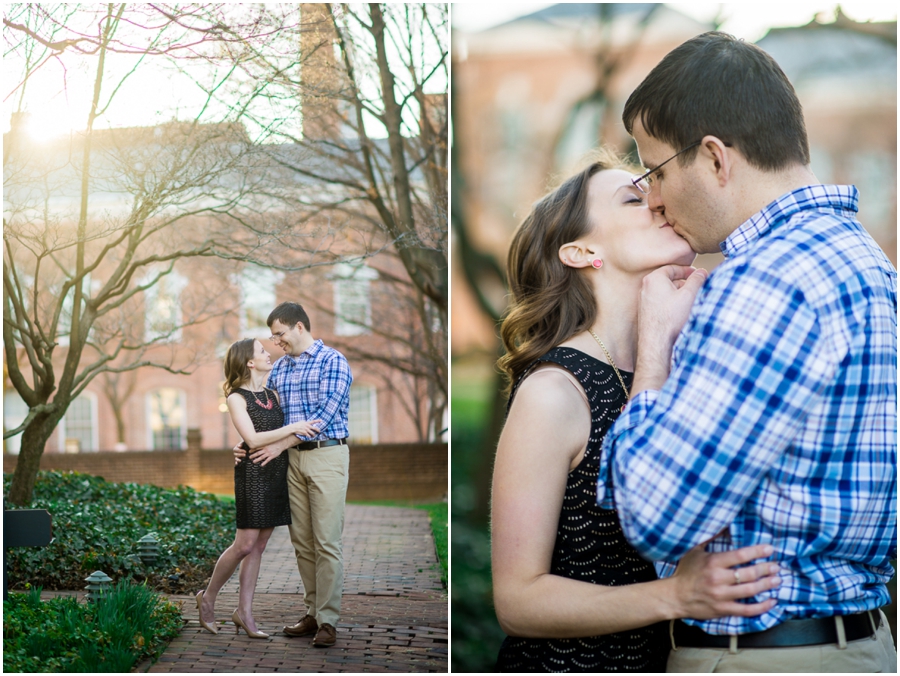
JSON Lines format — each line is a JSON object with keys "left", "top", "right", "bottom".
{"left": 304, "top": 352, "right": 352, "bottom": 433}
{"left": 600, "top": 273, "right": 838, "bottom": 562}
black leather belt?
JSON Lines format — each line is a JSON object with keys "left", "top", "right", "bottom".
{"left": 673, "top": 610, "right": 881, "bottom": 649}
{"left": 292, "top": 438, "right": 347, "bottom": 451}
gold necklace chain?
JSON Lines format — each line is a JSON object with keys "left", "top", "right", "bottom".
{"left": 588, "top": 328, "right": 630, "bottom": 403}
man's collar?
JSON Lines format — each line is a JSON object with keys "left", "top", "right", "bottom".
{"left": 282, "top": 339, "right": 324, "bottom": 364}
{"left": 720, "top": 184, "right": 859, "bottom": 258}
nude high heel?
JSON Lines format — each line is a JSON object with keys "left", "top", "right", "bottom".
{"left": 195, "top": 590, "right": 218, "bottom": 635}
{"left": 232, "top": 608, "right": 270, "bottom": 639}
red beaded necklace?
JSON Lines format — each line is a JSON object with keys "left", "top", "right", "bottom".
{"left": 252, "top": 389, "right": 274, "bottom": 410}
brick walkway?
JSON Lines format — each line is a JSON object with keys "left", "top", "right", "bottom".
{"left": 140, "top": 505, "right": 447, "bottom": 673}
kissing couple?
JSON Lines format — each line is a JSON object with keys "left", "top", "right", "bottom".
{"left": 491, "top": 32, "right": 896, "bottom": 673}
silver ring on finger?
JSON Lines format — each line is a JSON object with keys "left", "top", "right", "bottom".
{"left": 734, "top": 569, "right": 741, "bottom": 585}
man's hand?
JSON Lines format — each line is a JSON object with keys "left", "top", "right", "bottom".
{"left": 233, "top": 443, "right": 246, "bottom": 466}
{"left": 632, "top": 265, "right": 708, "bottom": 394}
{"left": 249, "top": 445, "right": 285, "bottom": 467}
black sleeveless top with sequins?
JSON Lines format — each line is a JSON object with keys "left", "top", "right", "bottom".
{"left": 496, "top": 347, "right": 669, "bottom": 673}
{"left": 233, "top": 387, "right": 292, "bottom": 529}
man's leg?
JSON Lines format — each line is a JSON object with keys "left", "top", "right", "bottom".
{"left": 305, "top": 443, "right": 350, "bottom": 628}
{"left": 287, "top": 449, "right": 318, "bottom": 618}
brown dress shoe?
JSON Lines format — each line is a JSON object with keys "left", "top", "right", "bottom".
{"left": 283, "top": 615, "right": 318, "bottom": 637}
{"left": 312, "top": 623, "right": 337, "bottom": 647}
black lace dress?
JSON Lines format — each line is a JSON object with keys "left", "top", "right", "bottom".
{"left": 496, "top": 347, "right": 669, "bottom": 673}
{"left": 233, "top": 387, "right": 292, "bottom": 529}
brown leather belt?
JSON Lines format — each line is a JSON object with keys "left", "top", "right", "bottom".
{"left": 292, "top": 438, "right": 347, "bottom": 451}
{"left": 673, "top": 610, "right": 881, "bottom": 649}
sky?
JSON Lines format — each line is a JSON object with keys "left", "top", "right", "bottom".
{"left": 3, "top": 4, "right": 447, "bottom": 143}
{"left": 3, "top": 3, "right": 895, "bottom": 141}
{"left": 451, "top": 2, "right": 898, "bottom": 40}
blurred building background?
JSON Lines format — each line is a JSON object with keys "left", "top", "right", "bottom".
{"left": 450, "top": 3, "right": 896, "bottom": 671}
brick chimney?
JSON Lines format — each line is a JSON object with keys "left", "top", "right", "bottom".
{"left": 300, "top": 4, "right": 344, "bottom": 140}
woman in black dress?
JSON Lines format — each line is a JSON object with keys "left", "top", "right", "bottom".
{"left": 195, "top": 338, "right": 321, "bottom": 638}
{"left": 492, "top": 151, "right": 783, "bottom": 671}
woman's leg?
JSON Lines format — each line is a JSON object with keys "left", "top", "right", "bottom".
{"left": 235, "top": 527, "right": 275, "bottom": 632}
{"left": 200, "top": 528, "right": 261, "bottom": 626}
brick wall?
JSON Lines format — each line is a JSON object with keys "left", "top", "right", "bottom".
{"left": 3, "top": 439, "right": 448, "bottom": 502}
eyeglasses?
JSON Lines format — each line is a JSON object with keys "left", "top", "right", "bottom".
{"left": 270, "top": 322, "right": 303, "bottom": 341}
{"left": 631, "top": 141, "right": 701, "bottom": 195}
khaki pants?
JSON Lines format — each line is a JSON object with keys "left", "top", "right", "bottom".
{"left": 667, "top": 611, "right": 897, "bottom": 673}
{"left": 286, "top": 443, "right": 349, "bottom": 628}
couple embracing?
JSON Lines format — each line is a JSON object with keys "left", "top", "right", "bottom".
{"left": 492, "top": 32, "right": 896, "bottom": 672}
{"left": 195, "top": 301, "right": 351, "bottom": 648}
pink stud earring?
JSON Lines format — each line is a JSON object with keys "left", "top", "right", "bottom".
{"left": 591, "top": 258, "right": 603, "bottom": 269}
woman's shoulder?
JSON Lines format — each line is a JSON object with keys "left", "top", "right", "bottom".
{"left": 511, "top": 364, "right": 588, "bottom": 415}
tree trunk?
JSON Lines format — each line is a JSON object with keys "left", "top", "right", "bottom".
{"left": 7, "top": 412, "right": 60, "bottom": 506}
{"left": 113, "top": 409, "right": 126, "bottom": 445}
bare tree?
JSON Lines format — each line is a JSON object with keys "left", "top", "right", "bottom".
{"left": 2, "top": 4, "right": 287, "bottom": 504}
{"left": 202, "top": 3, "right": 449, "bottom": 439}
{"left": 305, "top": 252, "right": 447, "bottom": 441}
{"left": 99, "top": 370, "right": 137, "bottom": 447}
{"left": 3, "top": 3, "right": 449, "bottom": 503}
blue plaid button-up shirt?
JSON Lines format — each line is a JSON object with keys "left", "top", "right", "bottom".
{"left": 599, "top": 185, "right": 897, "bottom": 635}
{"left": 267, "top": 339, "right": 352, "bottom": 441}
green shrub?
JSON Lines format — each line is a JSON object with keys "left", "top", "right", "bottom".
{"left": 451, "top": 378, "right": 506, "bottom": 672}
{"left": 3, "top": 471, "right": 234, "bottom": 593}
{"left": 3, "top": 580, "right": 183, "bottom": 673}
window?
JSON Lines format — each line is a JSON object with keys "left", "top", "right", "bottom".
{"left": 147, "top": 388, "right": 185, "bottom": 450}
{"left": 238, "top": 266, "right": 284, "bottom": 336}
{"left": 333, "top": 263, "right": 378, "bottom": 336}
{"left": 58, "top": 274, "right": 92, "bottom": 347}
{"left": 848, "top": 151, "right": 894, "bottom": 239}
{"left": 59, "top": 393, "right": 98, "bottom": 453}
{"left": 3, "top": 391, "right": 28, "bottom": 456}
{"left": 348, "top": 384, "right": 378, "bottom": 444}
{"left": 144, "top": 270, "right": 187, "bottom": 342}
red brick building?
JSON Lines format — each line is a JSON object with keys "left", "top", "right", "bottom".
{"left": 3, "top": 122, "right": 443, "bottom": 456}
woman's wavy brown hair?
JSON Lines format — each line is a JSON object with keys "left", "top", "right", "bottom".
{"left": 223, "top": 338, "right": 256, "bottom": 396}
{"left": 499, "top": 149, "right": 628, "bottom": 390}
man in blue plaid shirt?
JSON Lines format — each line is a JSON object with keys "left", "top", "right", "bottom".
{"left": 245, "top": 301, "right": 352, "bottom": 648}
{"left": 598, "top": 33, "right": 896, "bottom": 671}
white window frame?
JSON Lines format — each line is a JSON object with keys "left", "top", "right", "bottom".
{"left": 348, "top": 384, "right": 378, "bottom": 444}
{"left": 58, "top": 391, "right": 99, "bottom": 453}
{"left": 333, "top": 263, "right": 378, "bottom": 336}
{"left": 143, "top": 269, "right": 188, "bottom": 342}
{"left": 146, "top": 387, "right": 187, "bottom": 450}
{"left": 236, "top": 265, "right": 284, "bottom": 337}
{"left": 4, "top": 391, "right": 29, "bottom": 456}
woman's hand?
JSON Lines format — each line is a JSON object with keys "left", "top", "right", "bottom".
{"left": 290, "top": 419, "right": 322, "bottom": 438}
{"left": 669, "top": 542, "right": 781, "bottom": 620}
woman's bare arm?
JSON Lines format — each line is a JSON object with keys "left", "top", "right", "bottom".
{"left": 491, "top": 369, "right": 780, "bottom": 639}
{"left": 226, "top": 393, "right": 320, "bottom": 450}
